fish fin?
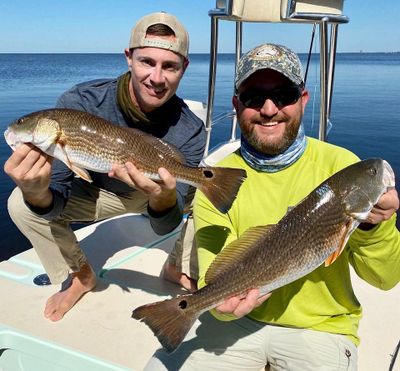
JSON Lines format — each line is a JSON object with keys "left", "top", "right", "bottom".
{"left": 325, "top": 249, "right": 340, "bottom": 267}
{"left": 324, "top": 219, "right": 355, "bottom": 266}
{"left": 36, "top": 118, "right": 62, "bottom": 151}
{"left": 205, "top": 225, "right": 269, "bottom": 284}
{"left": 125, "top": 127, "right": 186, "bottom": 164}
{"left": 57, "top": 144, "right": 93, "bottom": 182}
{"left": 131, "top": 294, "right": 197, "bottom": 353}
{"left": 198, "top": 167, "right": 247, "bottom": 213}
{"left": 70, "top": 165, "right": 93, "bottom": 182}
{"left": 37, "top": 118, "right": 60, "bottom": 136}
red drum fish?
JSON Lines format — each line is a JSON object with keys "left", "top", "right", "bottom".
{"left": 131, "top": 159, "right": 395, "bottom": 352}
{"left": 4, "top": 108, "right": 247, "bottom": 213}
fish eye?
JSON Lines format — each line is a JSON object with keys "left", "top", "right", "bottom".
{"left": 369, "top": 168, "right": 377, "bottom": 176}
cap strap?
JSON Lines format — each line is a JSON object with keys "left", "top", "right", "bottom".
{"left": 139, "top": 38, "right": 180, "bottom": 52}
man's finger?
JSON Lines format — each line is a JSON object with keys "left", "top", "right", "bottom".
{"left": 232, "top": 289, "right": 261, "bottom": 318}
{"left": 215, "top": 296, "right": 241, "bottom": 314}
{"left": 256, "top": 292, "right": 272, "bottom": 306}
{"left": 20, "top": 147, "right": 48, "bottom": 171}
{"left": 158, "top": 167, "right": 176, "bottom": 190}
{"left": 125, "top": 162, "right": 160, "bottom": 193}
{"left": 4, "top": 144, "right": 36, "bottom": 171}
{"left": 28, "top": 153, "right": 53, "bottom": 177}
{"left": 375, "top": 189, "right": 399, "bottom": 211}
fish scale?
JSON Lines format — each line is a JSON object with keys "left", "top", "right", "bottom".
{"left": 46, "top": 110, "right": 181, "bottom": 174}
{"left": 4, "top": 108, "right": 247, "bottom": 213}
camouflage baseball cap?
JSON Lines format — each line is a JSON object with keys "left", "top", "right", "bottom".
{"left": 235, "top": 43, "right": 304, "bottom": 89}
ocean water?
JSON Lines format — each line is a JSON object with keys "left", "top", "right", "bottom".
{"left": 0, "top": 53, "right": 399, "bottom": 260}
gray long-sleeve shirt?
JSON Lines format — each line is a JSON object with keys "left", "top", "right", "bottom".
{"left": 38, "top": 76, "right": 206, "bottom": 235}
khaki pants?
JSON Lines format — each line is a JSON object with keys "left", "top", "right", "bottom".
{"left": 145, "top": 312, "right": 358, "bottom": 371}
{"left": 166, "top": 212, "right": 199, "bottom": 280}
{"left": 166, "top": 184, "right": 199, "bottom": 281}
{"left": 7, "top": 179, "right": 149, "bottom": 284}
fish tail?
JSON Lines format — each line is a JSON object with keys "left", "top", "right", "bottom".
{"left": 131, "top": 295, "right": 198, "bottom": 353}
{"left": 199, "top": 167, "right": 247, "bottom": 213}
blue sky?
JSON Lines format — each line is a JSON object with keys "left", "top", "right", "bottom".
{"left": 1, "top": 0, "right": 399, "bottom": 53}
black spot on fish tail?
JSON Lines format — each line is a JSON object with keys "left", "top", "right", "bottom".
{"left": 203, "top": 169, "right": 214, "bottom": 178}
{"left": 178, "top": 299, "right": 188, "bottom": 309}
{"left": 131, "top": 295, "right": 198, "bottom": 353}
{"left": 198, "top": 167, "right": 247, "bottom": 213}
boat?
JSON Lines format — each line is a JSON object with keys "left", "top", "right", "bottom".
{"left": 1, "top": 1, "right": 399, "bottom": 370}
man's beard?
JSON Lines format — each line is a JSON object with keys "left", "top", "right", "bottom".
{"left": 241, "top": 120, "right": 301, "bottom": 156}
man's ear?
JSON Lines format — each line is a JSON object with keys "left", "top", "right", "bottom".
{"left": 124, "top": 48, "right": 133, "bottom": 69}
{"left": 300, "top": 89, "right": 310, "bottom": 113}
{"left": 232, "top": 94, "right": 239, "bottom": 112}
{"left": 182, "top": 58, "right": 189, "bottom": 73}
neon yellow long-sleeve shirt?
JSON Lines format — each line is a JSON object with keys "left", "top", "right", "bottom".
{"left": 193, "top": 137, "right": 400, "bottom": 345}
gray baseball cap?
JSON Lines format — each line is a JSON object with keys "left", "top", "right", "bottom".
{"left": 129, "top": 12, "right": 189, "bottom": 58}
{"left": 235, "top": 43, "right": 304, "bottom": 89}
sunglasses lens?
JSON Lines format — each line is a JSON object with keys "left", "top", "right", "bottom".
{"left": 239, "top": 86, "right": 301, "bottom": 109}
{"left": 278, "top": 87, "right": 302, "bottom": 106}
{"left": 239, "top": 92, "right": 266, "bottom": 109}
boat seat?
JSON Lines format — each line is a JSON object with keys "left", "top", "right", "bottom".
{"left": 184, "top": 99, "right": 207, "bottom": 123}
{"left": 213, "top": 0, "right": 344, "bottom": 22}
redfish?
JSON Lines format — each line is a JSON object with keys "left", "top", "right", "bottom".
{"left": 4, "top": 108, "right": 246, "bottom": 213}
{"left": 131, "top": 159, "right": 395, "bottom": 352}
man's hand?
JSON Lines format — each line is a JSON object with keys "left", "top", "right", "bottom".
{"left": 214, "top": 288, "right": 271, "bottom": 318}
{"left": 4, "top": 143, "right": 53, "bottom": 208}
{"left": 109, "top": 162, "right": 177, "bottom": 213}
{"left": 361, "top": 188, "right": 399, "bottom": 228}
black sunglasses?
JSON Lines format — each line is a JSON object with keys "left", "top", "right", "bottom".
{"left": 238, "top": 85, "right": 303, "bottom": 109}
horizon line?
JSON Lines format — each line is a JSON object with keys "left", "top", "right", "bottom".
{"left": 1, "top": 51, "right": 399, "bottom": 55}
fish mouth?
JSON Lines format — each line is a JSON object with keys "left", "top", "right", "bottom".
{"left": 4, "top": 128, "right": 25, "bottom": 151}
{"left": 383, "top": 160, "right": 395, "bottom": 188}
{"left": 4, "top": 129, "right": 16, "bottom": 149}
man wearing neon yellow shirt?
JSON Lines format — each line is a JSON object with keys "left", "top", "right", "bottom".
{"left": 145, "top": 43, "right": 399, "bottom": 371}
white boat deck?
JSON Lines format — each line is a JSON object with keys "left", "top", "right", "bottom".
{"left": 0, "top": 213, "right": 399, "bottom": 370}
{"left": 0, "top": 213, "right": 186, "bottom": 370}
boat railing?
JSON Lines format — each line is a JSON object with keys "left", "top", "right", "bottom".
{"left": 211, "top": 110, "right": 236, "bottom": 126}
{"left": 203, "top": 0, "right": 349, "bottom": 157}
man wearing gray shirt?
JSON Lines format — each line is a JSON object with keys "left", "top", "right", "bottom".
{"left": 4, "top": 12, "right": 205, "bottom": 321}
